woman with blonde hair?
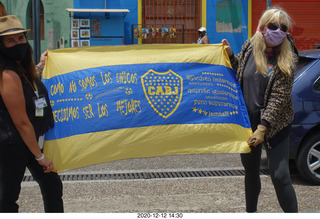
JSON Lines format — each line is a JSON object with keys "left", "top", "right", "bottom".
{"left": 222, "top": 7, "right": 298, "bottom": 212}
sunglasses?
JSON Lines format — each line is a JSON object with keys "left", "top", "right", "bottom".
{"left": 267, "top": 22, "right": 288, "bottom": 32}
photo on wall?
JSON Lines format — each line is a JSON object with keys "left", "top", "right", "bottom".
{"left": 142, "top": 28, "right": 149, "bottom": 39}
{"left": 72, "top": 19, "right": 79, "bottom": 29}
{"left": 80, "top": 29, "right": 90, "bottom": 38}
{"left": 71, "top": 40, "right": 79, "bottom": 47}
{"left": 81, "top": 40, "right": 90, "bottom": 47}
{"left": 71, "top": 29, "right": 79, "bottom": 39}
{"left": 80, "top": 19, "right": 90, "bottom": 28}
{"left": 161, "top": 27, "right": 169, "bottom": 38}
{"left": 134, "top": 28, "right": 141, "bottom": 38}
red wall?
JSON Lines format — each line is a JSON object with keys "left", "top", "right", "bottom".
{"left": 252, "top": 0, "right": 320, "bottom": 51}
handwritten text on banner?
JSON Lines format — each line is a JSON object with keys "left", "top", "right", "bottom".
{"left": 42, "top": 44, "right": 251, "bottom": 172}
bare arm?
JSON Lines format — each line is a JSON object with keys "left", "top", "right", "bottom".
{"left": 0, "top": 70, "right": 53, "bottom": 173}
{"left": 202, "top": 36, "right": 209, "bottom": 44}
{"left": 35, "top": 50, "right": 48, "bottom": 77}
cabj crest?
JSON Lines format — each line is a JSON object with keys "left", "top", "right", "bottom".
{"left": 141, "top": 69, "right": 183, "bottom": 118}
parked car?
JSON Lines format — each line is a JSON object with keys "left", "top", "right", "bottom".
{"left": 290, "top": 49, "right": 320, "bottom": 184}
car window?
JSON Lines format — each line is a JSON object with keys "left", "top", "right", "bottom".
{"left": 313, "top": 76, "right": 320, "bottom": 91}
{"left": 295, "top": 57, "right": 317, "bottom": 81}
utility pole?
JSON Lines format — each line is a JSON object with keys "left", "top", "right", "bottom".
{"left": 267, "top": 0, "right": 272, "bottom": 9}
{"left": 32, "top": 0, "right": 41, "bottom": 63}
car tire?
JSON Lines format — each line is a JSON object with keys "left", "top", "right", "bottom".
{"left": 296, "top": 133, "right": 320, "bottom": 185}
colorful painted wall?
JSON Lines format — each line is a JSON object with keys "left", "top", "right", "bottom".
{"left": 1, "top": 0, "right": 252, "bottom": 54}
{"left": 72, "top": 0, "right": 138, "bottom": 46}
{"left": 72, "top": 0, "right": 249, "bottom": 54}
{"left": 206, "top": 0, "right": 249, "bottom": 54}
{"left": 0, "top": 0, "right": 73, "bottom": 53}
{"left": 5, "top": 1, "right": 316, "bottom": 53}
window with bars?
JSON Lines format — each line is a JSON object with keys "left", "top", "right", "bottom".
{"left": 142, "top": 0, "right": 201, "bottom": 44}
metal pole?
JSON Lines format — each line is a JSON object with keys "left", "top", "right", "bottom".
{"left": 35, "top": 0, "right": 41, "bottom": 63}
{"left": 32, "top": 0, "right": 41, "bottom": 63}
{"left": 131, "top": 24, "right": 134, "bottom": 45}
{"left": 267, "top": 0, "right": 272, "bottom": 9}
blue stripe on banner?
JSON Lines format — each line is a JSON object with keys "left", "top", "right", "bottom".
{"left": 43, "top": 62, "right": 250, "bottom": 140}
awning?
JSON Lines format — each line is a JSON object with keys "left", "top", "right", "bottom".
{"left": 66, "top": 8, "right": 130, "bottom": 16}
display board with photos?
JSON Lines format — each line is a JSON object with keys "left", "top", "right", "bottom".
{"left": 71, "top": 18, "right": 91, "bottom": 47}
{"left": 134, "top": 26, "right": 176, "bottom": 39}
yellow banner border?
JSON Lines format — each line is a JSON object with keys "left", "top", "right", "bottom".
{"left": 43, "top": 44, "right": 232, "bottom": 79}
{"left": 44, "top": 123, "right": 251, "bottom": 173}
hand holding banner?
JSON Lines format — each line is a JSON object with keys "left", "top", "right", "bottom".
{"left": 43, "top": 44, "right": 251, "bottom": 172}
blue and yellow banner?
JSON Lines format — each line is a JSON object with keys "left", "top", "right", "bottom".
{"left": 42, "top": 44, "right": 251, "bottom": 173}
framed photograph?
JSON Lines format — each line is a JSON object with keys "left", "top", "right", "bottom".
{"left": 71, "top": 29, "right": 79, "bottom": 39}
{"left": 142, "top": 28, "right": 149, "bottom": 39}
{"left": 80, "top": 19, "right": 90, "bottom": 28}
{"left": 134, "top": 28, "right": 141, "bottom": 39}
{"left": 80, "top": 40, "right": 90, "bottom": 47}
{"left": 169, "top": 27, "right": 177, "bottom": 38}
{"left": 71, "top": 40, "right": 79, "bottom": 47}
{"left": 72, "top": 19, "right": 79, "bottom": 28}
{"left": 152, "top": 27, "right": 160, "bottom": 38}
{"left": 161, "top": 27, "right": 169, "bottom": 38}
{"left": 80, "top": 29, "right": 90, "bottom": 38}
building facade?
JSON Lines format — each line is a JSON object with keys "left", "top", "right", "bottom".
{"left": 69, "top": 0, "right": 249, "bottom": 54}
{"left": 0, "top": 0, "right": 318, "bottom": 54}
{"left": 0, "top": 0, "right": 72, "bottom": 53}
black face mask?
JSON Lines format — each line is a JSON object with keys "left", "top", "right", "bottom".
{"left": 1, "top": 43, "right": 28, "bottom": 61}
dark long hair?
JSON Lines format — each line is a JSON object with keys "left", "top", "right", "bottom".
{"left": 0, "top": 33, "right": 37, "bottom": 81}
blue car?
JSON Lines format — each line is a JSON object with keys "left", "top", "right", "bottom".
{"left": 290, "top": 49, "right": 320, "bottom": 184}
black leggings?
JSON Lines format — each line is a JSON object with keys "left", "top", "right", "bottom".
{"left": 240, "top": 135, "right": 298, "bottom": 212}
{"left": 0, "top": 142, "right": 63, "bottom": 212}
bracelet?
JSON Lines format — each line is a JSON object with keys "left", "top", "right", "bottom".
{"left": 35, "top": 153, "right": 45, "bottom": 161}
{"left": 36, "top": 65, "right": 43, "bottom": 73}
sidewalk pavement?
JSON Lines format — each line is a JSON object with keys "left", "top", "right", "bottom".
{"left": 19, "top": 153, "right": 320, "bottom": 213}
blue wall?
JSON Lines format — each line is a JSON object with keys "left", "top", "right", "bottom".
{"left": 73, "top": 0, "right": 138, "bottom": 45}
{"left": 73, "top": 0, "right": 247, "bottom": 52}
{"left": 206, "top": 0, "right": 248, "bottom": 55}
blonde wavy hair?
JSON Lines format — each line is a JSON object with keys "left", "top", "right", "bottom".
{"left": 252, "top": 7, "right": 294, "bottom": 76}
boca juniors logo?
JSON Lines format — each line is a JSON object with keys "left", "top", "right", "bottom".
{"left": 141, "top": 69, "right": 183, "bottom": 118}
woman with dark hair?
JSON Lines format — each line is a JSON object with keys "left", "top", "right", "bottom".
{"left": 222, "top": 7, "right": 298, "bottom": 212}
{"left": 0, "top": 15, "right": 63, "bottom": 212}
